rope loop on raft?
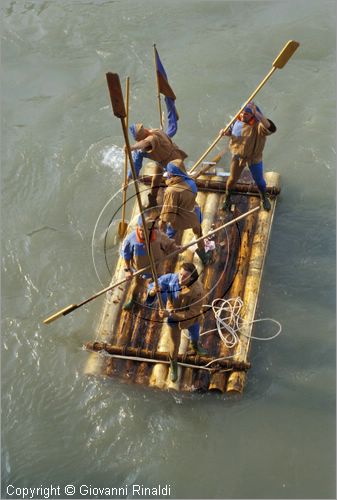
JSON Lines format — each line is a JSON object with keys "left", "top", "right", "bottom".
{"left": 199, "top": 297, "right": 282, "bottom": 367}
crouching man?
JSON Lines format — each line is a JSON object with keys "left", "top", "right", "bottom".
{"left": 147, "top": 262, "right": 207, "bottom": 382}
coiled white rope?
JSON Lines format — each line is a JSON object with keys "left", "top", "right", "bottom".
{"left": 199, "top": 297, "right": 282, "bottom": 367}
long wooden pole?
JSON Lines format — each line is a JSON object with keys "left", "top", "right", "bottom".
{"left": 118, "top": 76, "right": 130, "bottom": 239}
{"left": 226, "top": 172, "right": 281, "bottom": 393}
{"left": 43, "top": 206, "right": 260, "bottom": 324}
{"left": 208, "top": 196, "right": 258, "bottom": 392}
{"left": 189, "top": 68, "right": 275, "bottom": 175}
{"left": 153, "top": 44, "right": 164, "bottom": 129}
{"left": 139, "top": 172, "right": 281, "bottom": 195}
{"left": 106, "top": 72, "right": 164, "bottom": 309}
{"left": 189, "top": 40, "right": 300, "bottom": 177}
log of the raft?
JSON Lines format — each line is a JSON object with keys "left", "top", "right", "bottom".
{"left": 194, "top": 192, "right": 251, "bottom": 391}
{"left": 168, "top": 186, "right": 215, "bottom": 390}
{"left": 84, "top": 188, "right": 148, "bottom": 378}
{"left": 84, "top": 342, "right": 251, "bottom": 370}
{"left": 117, "top": 301, "right": 154, "bottom": 382}
{"left": 133, "top": 229, "right": 185, "bottom": 387}
{"left": 192, "top": 192, "right": 250, "bottom": 392}
{"left": 172, "top": 331, "right": 192, "bottom": 391}
{"left": 126, "top": 179, "right": 179, "bottom": 381}
{"left": 84, "top": 257, "right": 127, "bottom": 377}
{"left": 208, "top": 195, "right": 259, "bottom": 392}
{"left": 138, "top": 174, "right": 281, "bottom": 195}
{"left": 195, "top": 178, "right": 280, "bottom": 195}
{"left": 104, "top": 193, "right": 151, "bottom": 379}
{"left": 130, "top": 180, "right": 189, "bottom": 387}
{"left": 148, "top": 322, "right": 172, "bottom": 389}
{"left": 118, "top": 235, "right": 167, "bottom": 382}
{"left": 148, "top": 186, "right": 209, "bottom": 391}
{"left": 180, "top": 190, "right": 224, "bottom": 391}
{"left": 226, "top": 172, "right": 281, "bottom": 394}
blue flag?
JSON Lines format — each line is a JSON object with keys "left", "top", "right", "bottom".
{"left": 154, "top": 46, "right": 179, "bottom": 138}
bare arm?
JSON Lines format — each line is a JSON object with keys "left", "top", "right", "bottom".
{"left": 251, "top": 103, "right": 271, "bottom": 129}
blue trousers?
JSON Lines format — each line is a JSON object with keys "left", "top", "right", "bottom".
{"left": 249, "top": 161, "right": 266, "bottom": 192}
{"left": 229, "top": 156, "right": 267, "bottom": 193}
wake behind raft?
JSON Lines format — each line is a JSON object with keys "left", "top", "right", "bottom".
{"left": 84, "top": 165, "right": 281, "bottom": 394}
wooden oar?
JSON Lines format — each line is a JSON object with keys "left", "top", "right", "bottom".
{"left": 106, "top": 72, "right": 164, "bottom": 309}
{"left": 189, "top": 40, "right": 300, "bottom": 177}
{"left": 43, "top": 205, "right": 260, "bottom": 324}
{"left": 118, "top": 76, "right": 130, "bottom": 239}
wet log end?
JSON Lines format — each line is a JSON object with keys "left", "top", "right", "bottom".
{"left": 226, "top": 371, "right": 246, "bottom": 394}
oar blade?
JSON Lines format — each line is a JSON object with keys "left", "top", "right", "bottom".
{"left": 118, "top": 221, "right": 128, "bottom": 240}
{"left": 43, "top": 304, "right": 78, "bottom": 325}
{"left": 106, "top": 72, "right": 126, "bottom": 118}
{"left": 273, "top": 40, "right": 300, "bottom": 69}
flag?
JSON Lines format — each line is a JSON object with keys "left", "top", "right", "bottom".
{"left": 154, "top": 46, "right": 179, "bottom": 137}
{"left": 155, "top": 46, "right": 176, "bottom": 99}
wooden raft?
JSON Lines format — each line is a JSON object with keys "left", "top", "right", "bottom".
{"left": 84, "top": 166, "right": 281, "bottom": 394}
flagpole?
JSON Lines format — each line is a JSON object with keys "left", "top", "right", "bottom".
{"left": 153, "top": 43, "right": 164, "bottom": 129}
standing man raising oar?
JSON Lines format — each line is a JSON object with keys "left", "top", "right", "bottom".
{"left": 220, "top": 101, "right": 276, "bottom": 211}
{"left": 188, "top": 40, "right": 299, "bottom": 180}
